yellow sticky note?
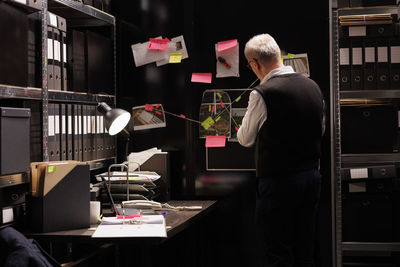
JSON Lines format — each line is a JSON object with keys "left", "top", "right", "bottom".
{"left": 215, "top": 116, "right": 221, "bottom": 122}
{"left": 201, "top": 116, "right": 215, "bottom": 130}
{"left": 48, "top": 166, "right": 56, "bottom": 173}
{"left": 287, "top": 53, "right": 295, "bottom": 59}
{"left": 217, "top": 92, "right": 222, "bottom": 99}
{"left": 169, "top": 53, "right": 182, "bottom": 63}
{"left": 209, "top": 105, "right": 211, "bottom": 112}
{"left": 235, "top": 96, "right": 241, "bottom": 102}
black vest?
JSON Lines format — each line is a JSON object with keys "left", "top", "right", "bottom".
{"left": 254, "top": 73, "right": 324, "bottom": 177}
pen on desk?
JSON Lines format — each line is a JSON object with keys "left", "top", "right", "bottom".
{"left": 218, "top": 56, "right": 231, "bottom": 69}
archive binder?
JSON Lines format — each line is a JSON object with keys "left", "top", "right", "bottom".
{"left": 390, "top": 38, "right": 400, "bottom": 89}
{"left": 82, "top": 105, "right": 89, "bottom": 161}
{"left": 363, "top": 39, "right": 377, "bottom": 90}
{"left": 54, "top": 104, "right": 61, "bottom": 161}
{"left": 61, "top": 31, "right": 67, "bottom": 91}
{"left": 351, "top": 38, "right": 363, "bottom": 90}
{"left": 78, "top": 104, "right": 83, "bottom": 161}
{"left": 339, "top": 39, "right": 351, "bottom": 90}
{"left": 48, "top": 104, "right": 57, "bottom": 161}
{"left": 60, "top": 104, "right": 67, "bottom": 160}
{"left": 47, "top": 26, "right": 55, "bottom": 90}
{"left": 53, "top": 28, "right": 62, "bottom": 90}
{"left": 377, "top": 39, "right": 390, "bottom": 89}
{"left": 90, "top": 105, "right": 96, "bottom": 161}
{"left": 67, "top": 104, "right": 73, "bottom": 160}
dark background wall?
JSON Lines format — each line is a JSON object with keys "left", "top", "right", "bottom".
{"left": 112, "top": 0, "right": 331, "bottom": 266}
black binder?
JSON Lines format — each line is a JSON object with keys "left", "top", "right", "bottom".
{"left": 67, "top": 30, "right": 86, "bottom": 92}
{"left": 351, "top": 38, "right": 364, "bottom": 90}
{"left": 363, "top": 38, "right": 377, "bottom": 90}
{"left": 390, "top": 38, "right": 400, "bottom": 89}
{"left": 340, "top": 39, "right": 352, "bottom": 90}
{"left": 53, "top": 28, "right": 62, "bottom": 91}
{"left": 73, "top": 104, "right": 79, "bottom": 160}
{"left": 377, "top": 39, "right": 390, "bottom": 89}
{"left": 78, "top": 104, "right": 83, "bottom": 161}
{"left": 61, "top": 31, "right": 67, "bottom": 91}
{"left": 369, "top": 23, "right": 399, "bottom": 38}
{"left": 82, "top": 105, "right": 89, "bottom": 161}
{"left": 54, "top": 104, "right": 61, "bottom": 161}
{"left": 27, "top": 12, "right": 41, "bottom": 88}
{"left": 60, "top": 104, "right": 67, "bottom": 160}
{"left": 48, "top": 104, "right": 57, "bottom": 161}
{"left": 47, "top": 27, "right": 55, "bottom": 90}
{"left": 90, "top": 105, "right": 96, "bottom": 161}
{"left": 66, "top": 104, "right": 73, "bottom": 160}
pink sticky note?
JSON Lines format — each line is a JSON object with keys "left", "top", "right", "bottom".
{"left": 235, "top": 126, "right": 239, "bottom": 132}
{"left": 205, "top": 136, "right": 226, "bottom": 148}
{"left": 191, "top": 73, "right": 212, "bottom": 84}
{"left": 145, "top": 104, "right": 153, "bottom": 111}
{"left": 148, "top": 38, "right": 170, "bottom": 50}
{"left": 220, "top": 101, "right": 225, "bottom": 109}
{"left": 156, "top": 104, "right": 161, "bottom": 109}
{"left": 155, "top": 111, "right": 162, "bottom": 115}
{"left": 180, "top": 114, "right": 186, "bottom": 118}
{"left": 217, "top": 39, "right": 238, "bottom": 52}
{"left": 211, "top": 105, "right": 215, "bottom": 113}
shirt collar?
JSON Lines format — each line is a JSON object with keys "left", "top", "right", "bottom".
{"left": 260, "top": 65, "right": 295, "bottom": 84}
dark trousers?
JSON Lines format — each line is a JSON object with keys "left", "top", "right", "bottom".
{"left": 256, "top": 169, "right": 321, "bottom": 267}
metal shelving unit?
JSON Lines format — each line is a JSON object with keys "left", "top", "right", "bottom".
{"left": 331, "top": 3, "right": 400, "bottom": 266}
{"left": 0, "top": 0, "right": 117, "bottom": 168}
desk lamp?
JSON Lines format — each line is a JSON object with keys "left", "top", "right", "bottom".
{"left": 97, "top": 102, "right": 131, "bottom": 135}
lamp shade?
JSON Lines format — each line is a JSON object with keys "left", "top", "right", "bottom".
{"left": 97, "top": 102, "right": 131, "bottom": 135}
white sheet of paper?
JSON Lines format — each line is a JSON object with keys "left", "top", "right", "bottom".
{"left": 215, "top": 43, "right": 239, "bottom": 78}
{"left": 92, "top": 215, "right": 167, "bottom": 238}
{"left": 156, "top": 35, "right": 189, "bottom": 66}
{"left": 350, "top": 168, "right": 368, "bottom": 179}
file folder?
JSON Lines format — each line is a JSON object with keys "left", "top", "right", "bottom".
{"left": 78, "top": 104, "right": 83, "bottom": 161}
{"left": 90, "top": 105, "right": 96, "bottom": 161}
{"left": 351, "top": 39, "right": 364, "bottom": 90}
{"left": 390, "top": 38, "right": 400, "bottom": 89}
{"left": 96, "top": 109, "right": 103, "bottom": 160}
{"left": 339, "top": 39, "right": 351, "bottom": 90}
{"left": 47, "top": 27, "right": 55, "bottom": 90}
{"left": 53, "top": 28, "right": 62, "bottom": 90}
{"left": 54, "top": 104, "right": 61, "bottom": 161}
{"left": 363, "top": 39, "right": 377, "bottom": 90}
{"left": 377, "top": 39, "right": 390, "bottom": 89}
{"left": 67, "top": 104, "right": 73, "bottom": 160}
{"left": 82, "top": 105, "right": 89, "bottom": 161}
{"left": 48, "top": 104, "right": 57, "bottom": 161}
{"left": 61, "top": 31, "right": 68, "bottom": 91}
{"left": 60, "top": 104, "right": 67, "bottom": 160}
{"left": 73, "top": 105, "right": 79, "bottom": 160}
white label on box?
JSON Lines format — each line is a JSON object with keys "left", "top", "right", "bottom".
{"left": 78, "top": 116, "right": 82, "bottom": 135}
{"left": 349, "top": 26, "right": 366, "bottom": 37}
{"left": 83, "top": 116, "right": 87, "bottom": 135}
{"left": 48, "top": 13, "right": 57, "bottom": 27}
{"left": 100, "top": 116, "right": 104, "bottom": 134}
{"left": 350, "top": 168, "right": 368, "bottom": 179}
{"left": 87, "top": 116, "right": 91, "bottom": 134}
{"left": 47, "top": 39, "right": 53, "bottom": 60}
{"left": 391, "top": 46, "right": 400, "bottom": 64}
{"left": 54, "top": 40, "right": 61, "bottom": 61}
{"left": 68, "top": 116, "right": 72, "bottom": 135}
{"left": 48, "top": 115, "right": 55, "bottom": 136}
{"left": 348, "top": 183, "right": 366, "bottom": 193}
{"left": 365, "top": 47, "right": 375, "bottom": 63}
{"left": 92, "top": 116, "right": 96, "bottom": 134}
{"left": 2, "top": 207, "right": 13, "bottom": 224}
{"left": 62, "top": 116, "right": 66, "bottom": 134}
{"left": 14, "top": 0, "right": 27, "bottom": 4}
{"left": 339, "top": 48, "right": 350, "bottom": 65}
{"left": 74, "top": 116, "right": 78, "bottom": 135}
{"left": 352, "top": 48, "right": 362, "bottom": 65}
{"left": 63, "top": 43, "right": 67, "bottom": 63}
{"left": 378, "top": 47, "right": 388, "bottom": 63}
{"left": 55, "top": 115, "right": 60, "bottom": 134}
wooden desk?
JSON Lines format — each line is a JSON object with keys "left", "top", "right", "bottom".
{"left": 29, "top": 200, "right": 215, "bottom": 242}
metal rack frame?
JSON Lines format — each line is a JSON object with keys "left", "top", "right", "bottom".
{"left": 0, "top": 0, "right": 117, "bottom": 169}
{"left": 331, "top": 3, "right": 400, "bottom": 266}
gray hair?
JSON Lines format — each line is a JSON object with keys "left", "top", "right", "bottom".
{"left": 244, "top": 34, "right": 281, "bottom": 66}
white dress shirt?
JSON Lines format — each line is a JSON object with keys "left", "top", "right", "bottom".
{"left": 237, "top": 66, "right": 295, "bottom": 147}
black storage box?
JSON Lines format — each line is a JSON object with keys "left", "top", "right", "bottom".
{"left": 28, "top": 163, "right": 90, "bottom": 232}
{"left": 0, "top": 107, "right": 30, "bottom": 175}
{"left": 341, "top": 105, "right": 397, "bottom": 154}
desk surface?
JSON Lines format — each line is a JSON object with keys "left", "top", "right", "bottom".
{"left": 28, "top": 200, "right": 216, "bottom": 244}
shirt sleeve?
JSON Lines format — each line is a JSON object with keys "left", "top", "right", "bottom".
{"left": 237, "top": 90, "right": 267, "bottom": 147}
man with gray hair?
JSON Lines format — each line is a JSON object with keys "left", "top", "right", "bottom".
{"left": 238, "top": 34, "right": 324, "bottom": 266}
